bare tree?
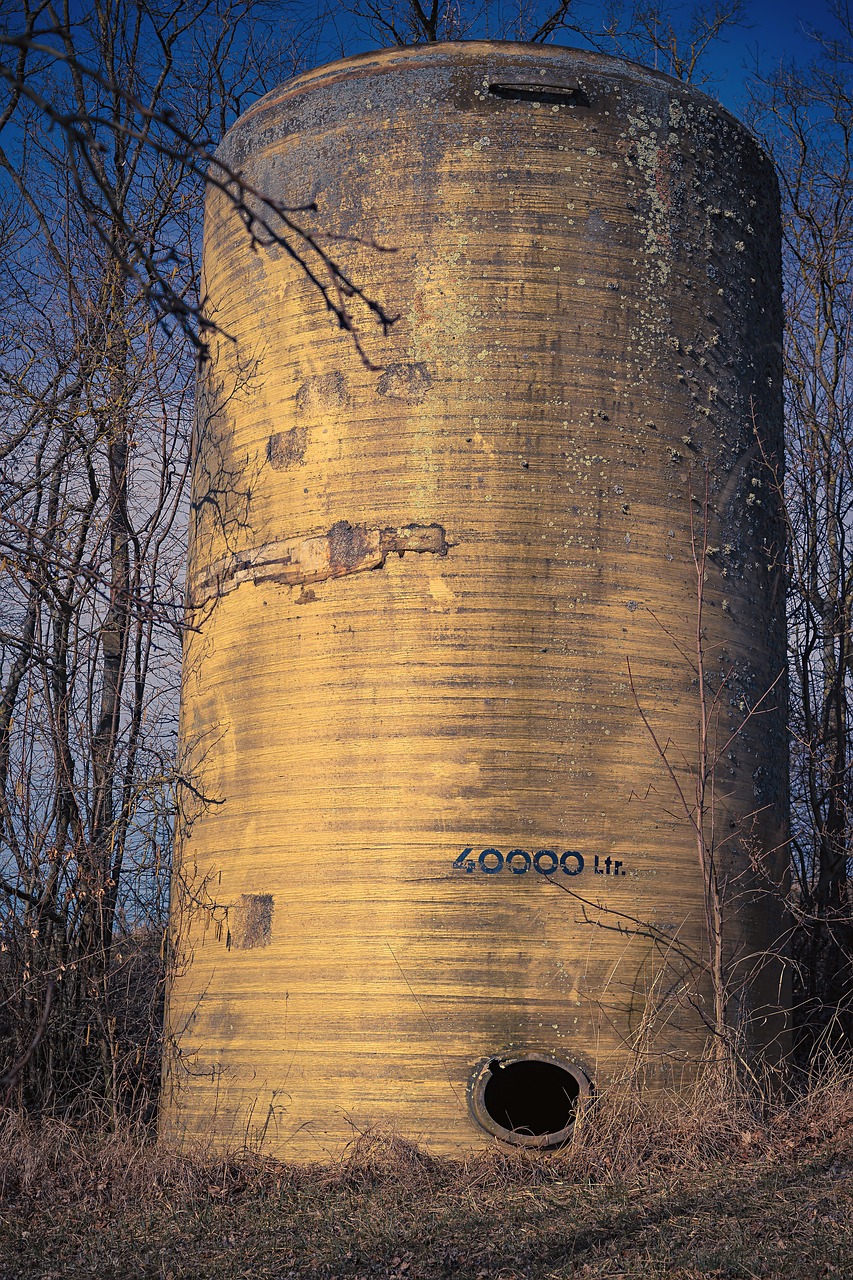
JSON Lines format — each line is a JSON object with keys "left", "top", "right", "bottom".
{"left": 326, "top": 0, "right": 746, "bottom": 81}
{"left": 750, "top": 3, "right": 853, "bottom": 1061}
{"left": 2, "top": 0, "right": 848, "bottom": 1120}
{"left": 0, "top": 2, "right": 394, "bottom": 350}
{"left": 596, "top": 0, "right": 747, "bottom": 84}
{"left": 0, "top": 0, "right": 366, "bottom": 1117}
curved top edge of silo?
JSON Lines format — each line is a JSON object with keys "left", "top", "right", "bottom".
{"left": 213, "top": 40, "right": 774, "bottom": 178}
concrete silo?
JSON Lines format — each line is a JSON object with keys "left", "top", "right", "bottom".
{"left": 162, "top": 42, "right": 789, "bottom": 1158}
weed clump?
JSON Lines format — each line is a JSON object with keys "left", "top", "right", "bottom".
{"left": 0, "top": 1068, "right": 851, "bottom": 1278}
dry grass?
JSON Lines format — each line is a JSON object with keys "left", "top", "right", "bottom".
{"left": 0, "top": 1067, "right": 852, "bottom": 1279}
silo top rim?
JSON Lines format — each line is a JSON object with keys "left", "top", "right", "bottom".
{"left": 224, "top": 39, "right": 755, "bottom": 144}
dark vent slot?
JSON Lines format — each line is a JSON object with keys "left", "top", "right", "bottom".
{"left": 488, "top": 82, "right": 590, "bottom": 107}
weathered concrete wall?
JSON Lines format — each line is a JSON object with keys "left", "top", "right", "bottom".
{"left": 162, "top": 43, "right": 788, "bottom": 1159}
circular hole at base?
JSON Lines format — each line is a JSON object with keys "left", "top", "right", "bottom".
{"left": 471, "top": 1054, "right": 590, "bottom": 1147}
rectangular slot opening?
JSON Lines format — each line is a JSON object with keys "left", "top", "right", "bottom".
{"left": 488, "top": 83, "right": 590, "bottom": 107}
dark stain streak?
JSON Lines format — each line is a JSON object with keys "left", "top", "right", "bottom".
{"left": 229, "top": 894, "right": 273, "bottom": 950}
{"left": 267, "top": 425, "right": 308, "bottom": 469}
{"left": 376, "top": 362, "right": 433, "bottom": 402}
{"left": 327, "top": 519, "right": 374, "bottom": 573}
{"left": 296, "top": 370, "right": 348, "bottom": 413}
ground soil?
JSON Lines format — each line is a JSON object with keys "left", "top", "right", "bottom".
{"left": 1, "top": 1078, "right": 851, "bottom": 1279}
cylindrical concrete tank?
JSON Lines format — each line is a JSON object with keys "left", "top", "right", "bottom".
{"left": 163, "top": 42, "right": 788, "bottom": 1158}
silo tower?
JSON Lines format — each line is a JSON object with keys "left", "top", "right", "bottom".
{"left": 163, "top": 43, "right": 788, "bottom": 1158}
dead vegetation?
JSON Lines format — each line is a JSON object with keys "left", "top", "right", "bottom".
{"left": 0, "top": 1065, "right": 851, "bottom": 1279}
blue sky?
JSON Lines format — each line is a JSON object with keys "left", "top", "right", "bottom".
{"left": 695, "top": 0, "right": 846, "bottom": 113}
